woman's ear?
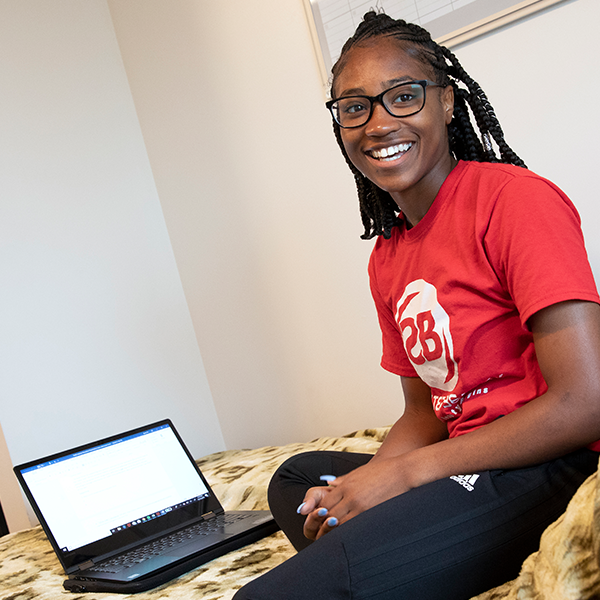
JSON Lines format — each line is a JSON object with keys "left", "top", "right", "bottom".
{"left": 442, "top": 85, "right": 454, "bottom": 125}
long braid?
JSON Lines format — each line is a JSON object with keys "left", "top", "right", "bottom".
{"left": 330, "top": 11, "right": 526, "bottom": 239}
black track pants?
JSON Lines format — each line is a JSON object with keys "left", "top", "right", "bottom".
{"left": 233, "top": 448, "right": 598, "bottom": 600}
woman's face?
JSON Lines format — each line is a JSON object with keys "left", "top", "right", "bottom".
{"left": 333, "top": 37, "right": 454, "bottom": 213}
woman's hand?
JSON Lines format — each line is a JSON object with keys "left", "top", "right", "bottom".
{"left": 296, "top": 376, "right": 447, "bottom": 542}
{"left": 298, "top": 456, "right": 413, "bottom": 540}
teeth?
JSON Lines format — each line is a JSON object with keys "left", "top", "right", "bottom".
{"left": 370, "top": 143, "right": 412, "bottom": 159}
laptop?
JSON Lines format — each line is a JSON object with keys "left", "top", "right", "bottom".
{"left": 13, "top": 419, "right": 279, "bottom": 593}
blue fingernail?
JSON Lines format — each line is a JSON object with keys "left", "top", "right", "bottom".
{"left": 327, "top": 517, "right": 338, "bottom": 527}
{"left": 317, "top": 508, "right": 328, "bottom": 517}
{"left": 296, "top": 502, "right": 306, "bottom": 514}
{"left": 320, "top": 475, "right": 337, "bottom": 483}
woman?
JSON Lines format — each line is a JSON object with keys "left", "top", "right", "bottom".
{"left": 234, "top": 12, "right": 600, "bottom": 599}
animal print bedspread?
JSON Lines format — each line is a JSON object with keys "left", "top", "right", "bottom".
{"left": 1, "top": 427, "right": 599, "bottom": 600}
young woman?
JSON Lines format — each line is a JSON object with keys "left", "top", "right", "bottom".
{"left": 234, "top": 12, "right": 600, "bottom": 600}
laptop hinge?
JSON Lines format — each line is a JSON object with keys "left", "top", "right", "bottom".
{"left": 201, "top": 511, "right": 216, "bottom": 521}
{"left": 78, "top": 560, "right": 95, "bottom": 571}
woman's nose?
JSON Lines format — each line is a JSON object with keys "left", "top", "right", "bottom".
{"left": 364, "top": 102, "right": 401, "bottom": 136}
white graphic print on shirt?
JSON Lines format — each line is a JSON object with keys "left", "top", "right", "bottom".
{"left": 395, "top": 280, "right": 459, "bottom": 392}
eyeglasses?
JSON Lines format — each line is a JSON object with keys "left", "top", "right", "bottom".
{"left": 326, "top": 80, "right": 442, "bottom": 129}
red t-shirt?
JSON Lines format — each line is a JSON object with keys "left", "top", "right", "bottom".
{"left": 369, "top": 161, "right": 600, "bottom": 449}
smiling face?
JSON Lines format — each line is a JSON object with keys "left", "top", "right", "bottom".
{"left": 332, "top": 36, "right": 455, "bottom": 224}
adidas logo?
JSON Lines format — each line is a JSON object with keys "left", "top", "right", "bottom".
{"left": 450, "top": 474, "right": 480, "bottom": 492}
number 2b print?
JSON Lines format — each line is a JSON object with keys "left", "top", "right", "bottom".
{"left": 395, "top": 280, "right": 459, "bottom": 392}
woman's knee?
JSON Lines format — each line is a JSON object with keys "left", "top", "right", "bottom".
{"left": 270, "top": 452, "right": 329, "bottom": 487}
{"left": 268, "top": 451, "right": 372, "bottom": 505}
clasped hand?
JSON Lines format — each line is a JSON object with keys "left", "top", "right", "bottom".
{"left": 297, "top": 456, "right": 411, "bottom": 541}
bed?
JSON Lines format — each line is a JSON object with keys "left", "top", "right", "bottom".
{"left": 2, "top": 426, "right": 600, "bottom": 600}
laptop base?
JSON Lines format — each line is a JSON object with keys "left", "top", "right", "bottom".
{"left": 63, "top": 518, "right": 280, "bottom": 593}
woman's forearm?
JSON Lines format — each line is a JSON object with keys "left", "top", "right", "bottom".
{"left": 391, "top": 301, "right": 600, "bottom": 490}
{"left": 373, "top": 408, "right": 448, "bottom": 461}
{"left": 403, "top": 384, "right": 600, "bottom": 491}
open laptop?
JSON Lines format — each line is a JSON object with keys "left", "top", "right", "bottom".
{"left": 13, "top": 419, "right": 279, "bottom": 593}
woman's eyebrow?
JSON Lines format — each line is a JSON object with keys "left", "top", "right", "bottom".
{"left": 336, "top": 86, "right": 366, "bottom": 97}
{"left": 383, "top": 76, "right": 414, "bottom": 87}
{"left": 336, "top": 76, "right": 416, "bottom": 98}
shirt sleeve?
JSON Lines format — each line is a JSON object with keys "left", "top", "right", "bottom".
{"left": 368, "top": 251, "right": 418, "bottom": 377}
{"left": 484, "top": 174, "right": 599, "bottom": 327}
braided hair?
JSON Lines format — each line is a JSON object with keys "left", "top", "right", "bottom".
{"left": 330, "top": 11, "right": 526, "bottom": 239}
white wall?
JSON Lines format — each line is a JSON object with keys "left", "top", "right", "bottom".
{"left": 0, "top": 0, "right": 224, "bottom": 528}
{"left": 453, "top": 0, "right": 600, "bottom": 280}
{"left": 108, "top": 0, "right": 600, "bottom": 451}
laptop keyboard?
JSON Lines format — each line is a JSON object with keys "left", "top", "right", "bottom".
{"left": 88, "top": 514, "right": 250, "bottom": 573}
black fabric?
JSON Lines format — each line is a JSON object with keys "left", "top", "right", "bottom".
{"left": 234, "top": 448, "right": 598, "bottom": 600}
{"left": 0, "top": 502, "right": 8, "bottom": 538}
{"left": 267, "top": 451, "right": 372, "bottom": 551}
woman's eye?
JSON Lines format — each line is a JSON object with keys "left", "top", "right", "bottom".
{"left": 392, "top": 92, "right": 415, "bottom": 104}
{"left": 342, "top": 101, "right": 367, "bottom": 115}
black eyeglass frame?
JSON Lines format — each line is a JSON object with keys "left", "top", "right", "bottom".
{"left": 326, "top": 80, "right": 443, "bottom": 129}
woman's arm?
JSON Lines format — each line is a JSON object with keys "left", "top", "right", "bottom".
{"left": 372, "top": 377, "right": 448, "bottom": 461}
{"left": 303, "top": 299, "right": 600, "bottom": 540}
{"left": 406, "top": 299, "right": 600, "bottom": 487}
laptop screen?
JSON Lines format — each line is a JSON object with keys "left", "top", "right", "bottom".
{"left": 18, "top": 422, "right": 213, "bottom": 560}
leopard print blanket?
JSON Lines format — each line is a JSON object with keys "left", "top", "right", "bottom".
{"left": 1, "top": 427, "right": 599, "bottom": 599}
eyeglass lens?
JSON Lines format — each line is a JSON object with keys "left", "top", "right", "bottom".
{"left": 332, "top": 82, "right": 426, "bottom": 128}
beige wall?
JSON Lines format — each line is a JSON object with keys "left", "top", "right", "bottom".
{"left": 108, "top": 0, "right": 600, "bottom": 450}
{"left": 107, "top": 0, "right": 403, "bottom": 450}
